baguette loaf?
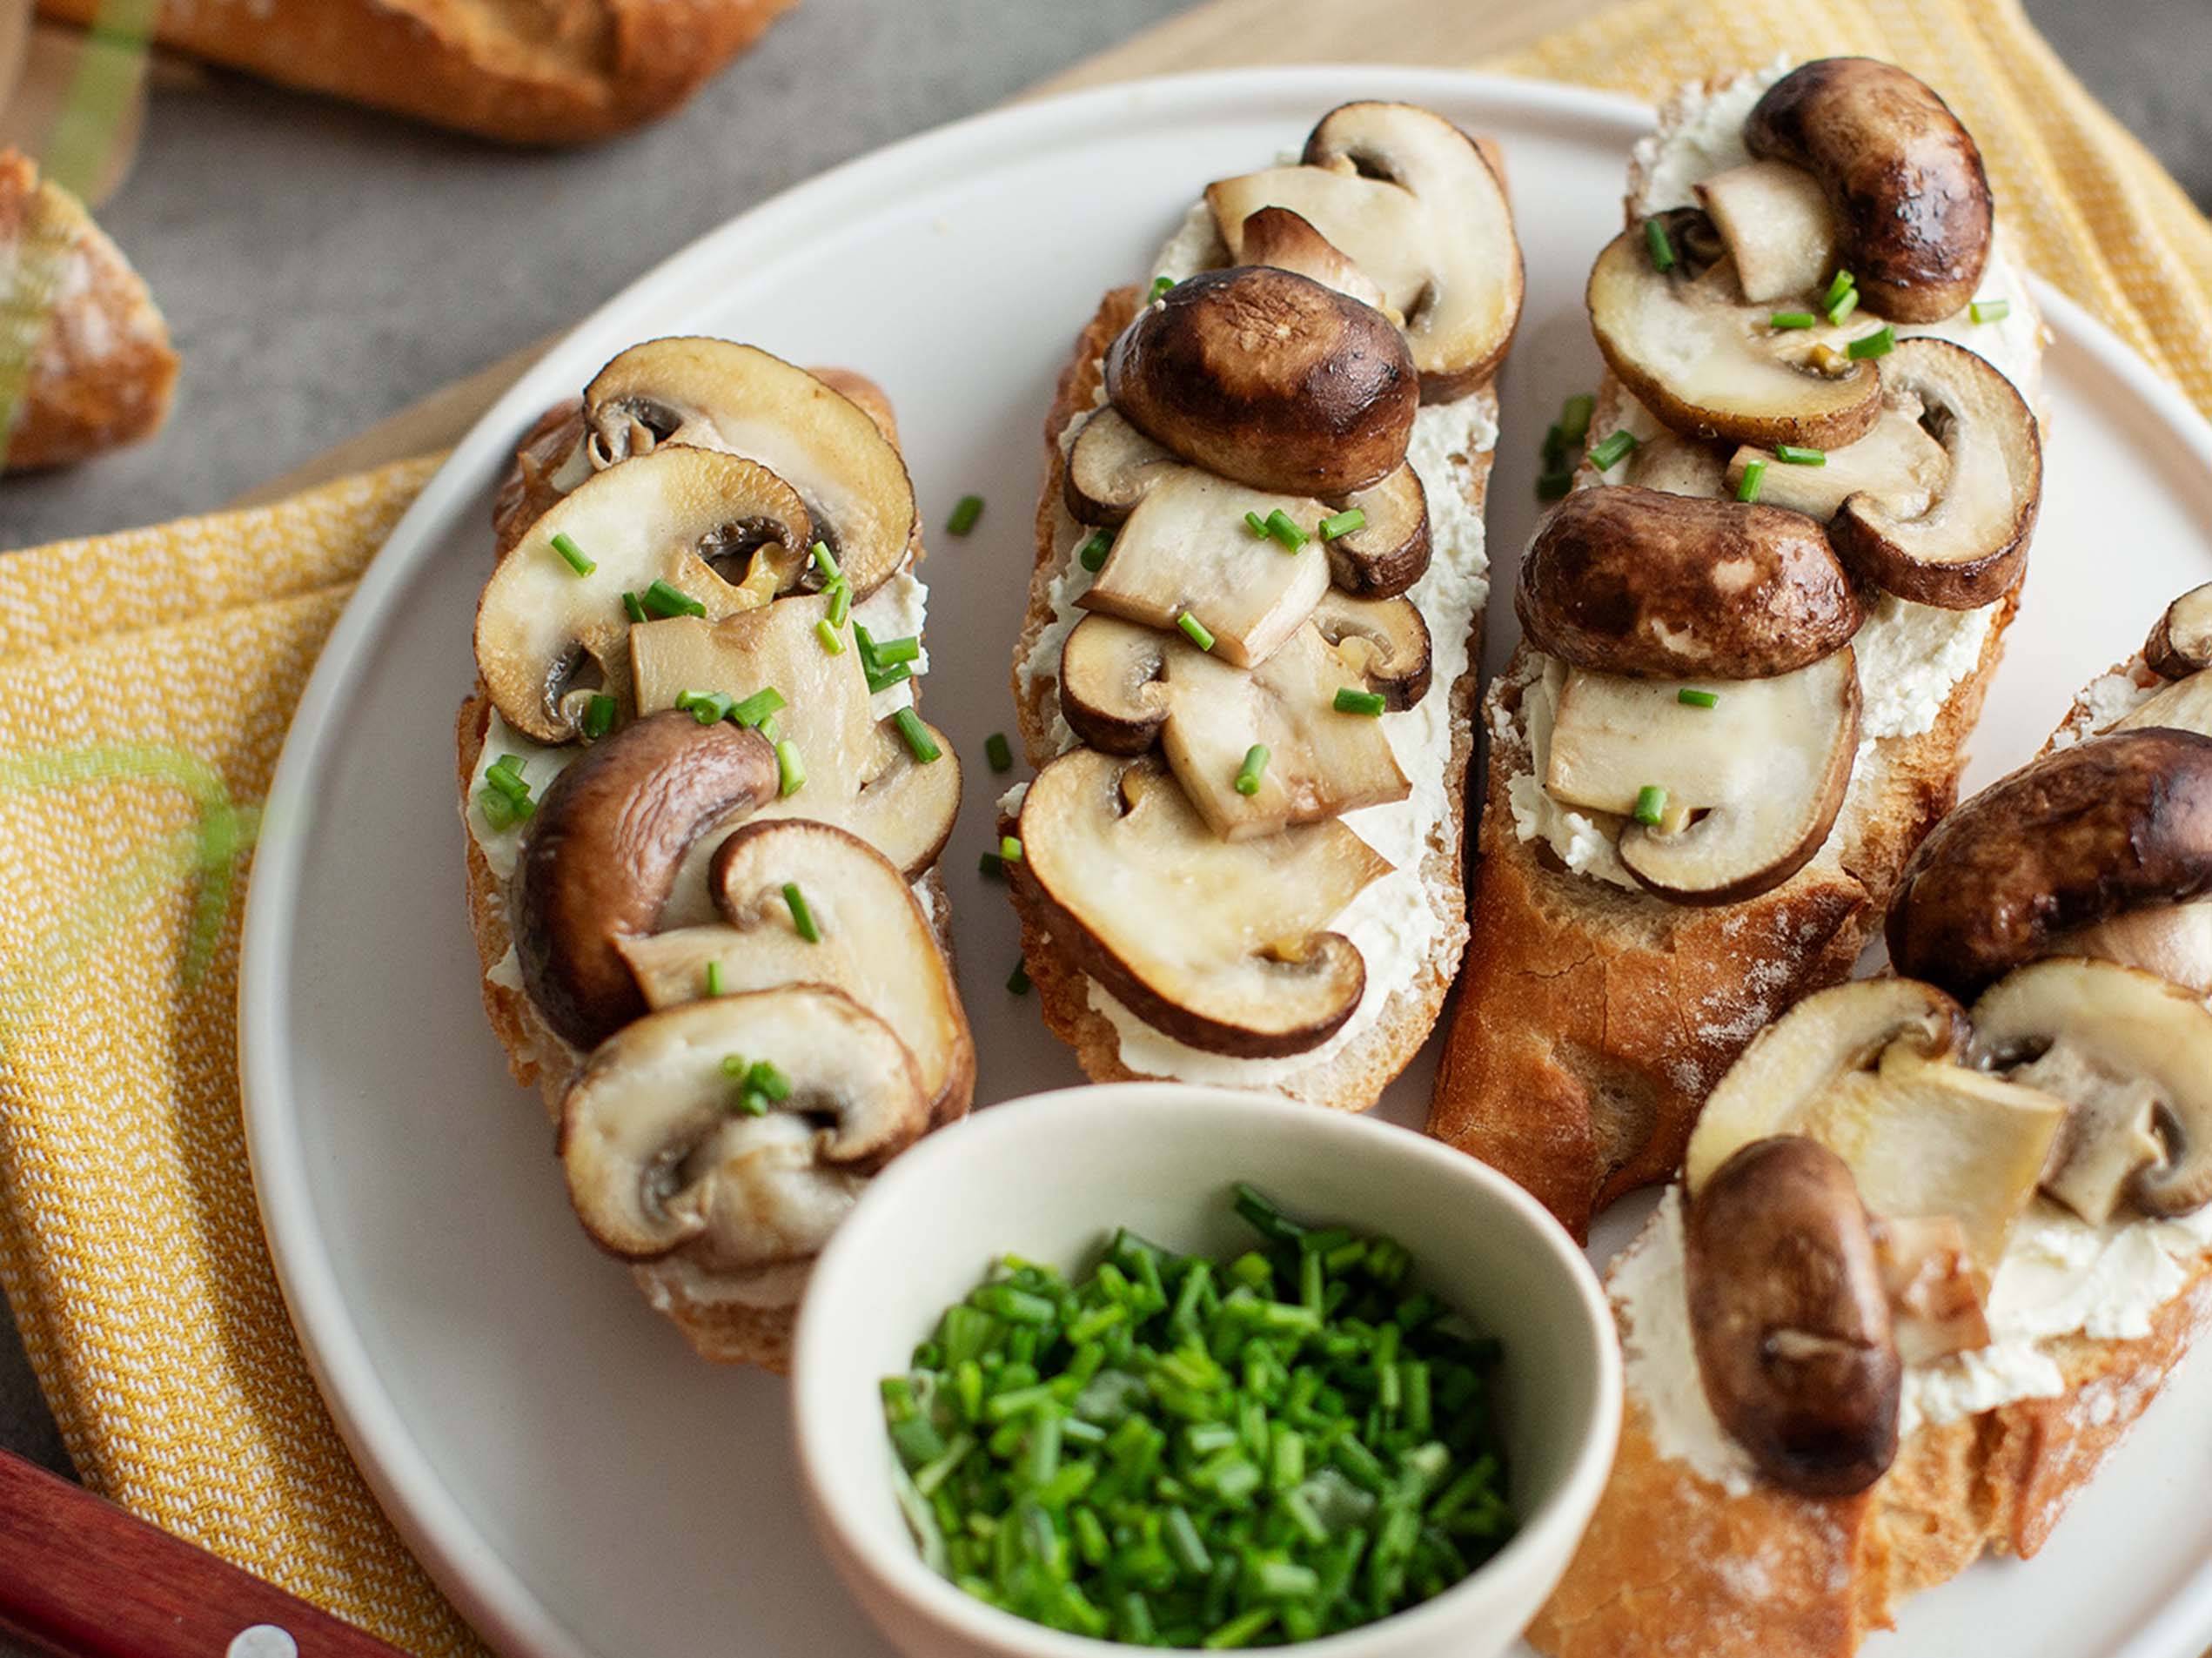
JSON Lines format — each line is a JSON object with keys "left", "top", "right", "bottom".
{"left": 0, "top": 147, "right": 176, "bottom": 472}
{"left": 1005, "top": 285, "right": 1494, "bottom": 1112}
{"left": 37, "top": 0, "right": 797, "bottom": 144}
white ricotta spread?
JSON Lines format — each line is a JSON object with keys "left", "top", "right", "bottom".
{"left": 1619, "top": 1187, "right": 2212, "bottom": 1493}
{"left": 2051, "top": 658, "right": 2162, "bottom": 748}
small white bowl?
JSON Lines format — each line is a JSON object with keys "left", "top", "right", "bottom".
{"left": 793, "top": 1084, "right": 1621, "bottom": 1658}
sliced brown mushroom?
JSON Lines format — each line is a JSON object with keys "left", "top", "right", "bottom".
{"left": 1745, "top": 59, "right": 1993, "bottom": 324}
{"left": 1694, "top": 159, "right": 1840, "bottom": 305}
{"left": 560, "top": 986, "right": 930, "bottom": 1268}
{"left": 1585, "top": 227, "right": 1883, "bottom": 450}
{"left": 1064, "top": 407, "right": 1183, "bottom": 527}
{"left": 614, "top": 820, "right": 975, "bottom": 1128}
{"left": 1822, "top": 339, "right": 2041, "bottom": 608}
{"left": 1312, "top": 587, "right": 1434, "bottom": 708}
{"left": 2146, "top": 583, "right": 2212, "bottom": 680}
{"left": 581, "top": 338, "right": 918, "bottom": 601}
{"left": 1517, "top": 486, "right": 1861, "bottom": 680}
{"left": 1610, "top": 433, "right": 1729, "bottom": 500}
{"left": 1870, "top": 1214, "right": 1992, "bottom": 1366}
{"left": 1326, "top": 465, "right": 1431, "bottom": 597}
{"left": 1233, "top": 205, "right": 1389, "bottom": 312}
{"left": 1887, "top": 728, "right": 2212, "bottom": 997}
{"left": 1684, "top": 977, "right": 2063, "bottom": 1267}
{"left": 1104, "top": 265, "right": 1417, "bottom": 497}
{"left": 2114, "top": 668, "right": 2212, "bottom": 743}
{"left": 1056, "top": 606, "right": 1421, "bottom": 839}
{"left": 1010, "top": 749, "right": 1390, "bottom": 1057}
{"left": 474, "top": 446, "right": 804, "bottom": 743}
{"left": 1686, "top": 1136, "right": 1901, "bottom": 1497}
{"left": 493, "top": 399, "right": 590, "bottom": 557}
{"left": 1206, "top": 101, "right": 1524, "bottom": 397}
{"left": 509, "top": 710, "right": 781, "bottom": 1049}
{"left": 1545, "top": 650, "right": 1863, "bottom": 905}
{"left": 629, "top": 594, "right": 960, "bottom": 878}
{"left": 1724, "top": 391, "right": 1949, "bottom": 521}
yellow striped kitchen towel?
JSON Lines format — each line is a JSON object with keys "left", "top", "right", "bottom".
{"left": 0, "top": 0, "right": 2209, "bottom": 1651}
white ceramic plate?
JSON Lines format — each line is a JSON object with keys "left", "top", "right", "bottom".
{"left": 238, "top": 68, "right": 2212, "bottom": 1658}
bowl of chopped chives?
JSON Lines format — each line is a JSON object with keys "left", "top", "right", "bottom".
{"left": 793, "top": 1084, "right": 1620, "bottom": 1657}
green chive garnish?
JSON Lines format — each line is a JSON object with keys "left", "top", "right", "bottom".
{"left": 1235, "top": 744, "right": 1270, "bottom": 797}
{"left": 1847, "top": 326, "right": 1896, "bottom": 359}
{"left": 985, "top": 732, "right": 1013, "bottom": 773}
{"left": 947, "top": 495, "right": 985, "bottom": 536}
{"left": 1262, "top": 509, "right": 1308, "bottom": 553}
{"left": 1150, "top": 275, "right": 1174, "bottom": 302}
{"left": 1775, "top": 444, "right": 1827, "bottom": 467}
{"left": 874, "top": 634, "right": 922, "bottom": 667}
{"left": 704, "top": 959, "right": 724, "bottom": 997}
{"left": 999, "top": 835, "right": 1023, "bottom": 865}
{"left": 979, "top": 850, "right": 1007, "bottom": 879}
{"left": 731, "top": 687, "right": 785, "bottom": 728}
{"left": 1007, "top": 960, "right": 1032, "bottom": 995}
{"left": 549, "top": 532, "right": 595, "bottom": 576}
{"left": 1769, "top": 311, "right": 1817, "bottom": 330}
{"left": 1080, "top": 530, "right": 1113, "bottom": 572}
{"left": 1243, "top": 510, "right": 1270, "bottom": 539}
{"left": 581, "top": 693, "right": 618, "bottom": 739}
{"left": 642, "top": 578, "right": 706, "bottom": 620}
{"left": 1736, "top": 458, "right": 1767, "bottom": 502}
{"left": 826, "top": 581, "right": 853, "bottom": 628}
{"left": 1823, "top": 269, "right": 1856, "bottom": 310}
{"left": 815, "top": 619, "right": 846, "bottom": 655}
{"left": 1541, "top": 423, "right": 1569, "bottom": 470}
{"left": 1536, "top": 471, "right": 1573, "bottom": 501}
{"left": 747, "top": 1058, "right": 793, "bottom": 1102}
{"left": 1678, "top": 688, "right": 1719, "bottom": 709}
{"left": 1177, "top": 613, "right": 1216, "bottom": 652}
{"left": 1826, "top": 286, "right": 1860, "bottom": 326}
{"left": 1971, "top": 297, "right": 2011, "bottom": 325}
{"left": 811, "top": 541, "right": 839, "bottom": 580}
{"left": 783, "top": 883, "right": 821, "bottom": 943}
{"left": 776, "top": 739, "right": 806, "bottom": 796}
{"left": 483, "top": 755, "right": 530, "bottom": 802}
{"left": 1317, "top": 508, "right": 1366, "bottom": 541}
{"left": 1643, "top": 215, "right": 1677, "bottom": 272}
{"left": 1559, "top": 393, "right": 1594, "bottom": 442}
{"left": 894, "top": 708, "right": 942, "bottom": 763}
{"left": 477, "top": 787, "right": 532, "bottom": 832}
{"left": 1586, "top": 430, "right": 1638, "bottom": 472}
{"left": 1632, "top": 785, "right": 1667, "bottom": 826}
{"left": 1333, "top": 688, "right": 1385, "bottom": 717}
{"left": 674, "top": 689, "right": 735, "bottom": 725}
{"left": 621, "top": 590, "right": 647, "bottom": 624}
{"left": 866, "top": 662, "right": 913, "bottom": 696}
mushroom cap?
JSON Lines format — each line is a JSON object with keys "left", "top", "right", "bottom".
{"left": 1887, "top": 728, "right": 2212, "bottom": 997}
{"left": 1011, "top": 749, "right": 1389, "bottom": 1057}
{"left": 1105, "top": 265, "right": 1418, "bottom": 498}
{"left": 1686, "top": 1136, "right": 1901, "bottom": 1497}
{"left": 1825, "top": 339, "right": 2041, "bottom": 609}
{"left": 1324, "top": 465, "right": 1432, "bottom": 598}
{"left": 1516, "top": 486, "right": 1862, "bottom": 679}
{"left": 1744, "top": 59, "right": 1993, "bottom": 325}
{"left": 1724, "top": 391, "right": 1950, "bottom": 523}
{"left": 511, "top": 709, "right": 781, "bottom": 1050}
{"left": 559, "top": 985, "right": 931, "bottom": 1268}
{"left": 2146, "top": 583, "right": 2212, "bottom": 681}
{"left": 581, "top": 338, "right": 919, "bottom": 603}
{"left": 1694, "top": 159, "right": 1840, "bottom": 307}
{"left": 474, "top": 445, "right": 805, "bottom": 743}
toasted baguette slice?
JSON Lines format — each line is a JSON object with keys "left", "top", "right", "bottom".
{"left": 456, "top": 367, "right": 953, "bottom": 1373}
{"left": 1530, "top": 1193, "right": 2212, "bottom": 1658}
{"left": 1005, "top": 285, "right": 1495, "bottom": 1111}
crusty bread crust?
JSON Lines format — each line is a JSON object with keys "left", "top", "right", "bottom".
{"left": 36, "top": 0, "right": 797, "bottom": 145}
{"left": 1530, "top": 1225, "right": 2212, "bottom": 1658}
{"left": 0, "top": 148, "right": 176, "bottom": 473}
{"left": 1004, "top": 287, "right": 1493, "bottom": 1111}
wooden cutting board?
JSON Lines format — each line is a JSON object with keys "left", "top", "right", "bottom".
{"left": 229, "top": 0, "right": 1612, "bottom": 507}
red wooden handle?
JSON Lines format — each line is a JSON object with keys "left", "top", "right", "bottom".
{"left": 0, "top": 1447, "right": 411, "bottom": 1657}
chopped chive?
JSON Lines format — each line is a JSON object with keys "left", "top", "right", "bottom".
{"left": 704, "top": 959, "right": 724, "bottom": 997}
{"left": 1826, "top": 286, "right": 1860, "bottom": 326}
{"left": 815, "top": 619, "right": 846, "bottom": 655}
{"left": 985, "top": 732, "right": 1014, "bottom": 774}
{"left": 894, "top": 707, "right": 942, "bottom": 763}
{"left": 641, "top": 578, "right": 706, "bottom": 620}
{"left": 1678, "top": 688, "right": 1719, "bottom": 709}
{"left": 1559, "top": 393, "right": 1595, "bottom": 442}
{"left": 1007, "top": 959, "right": 1032, "bottom": 995}
{"left": 1643, "top": 215, "right": 1676, "bottom": 272}
{"left": 1262, "top": 509, "right": 1309, "bottom": 553}
{"left": 1769, "top": 311, "right": 1817, "bottom": 330}
{"left": 1150, "top": 275, "right": 1174, "bottom": 302}
{"left": 674, "top": 689, "right": 735, "bottom": 725}
{"left": 874, "top": 634, "right": 922, "bottom": 667}
{"left": 783, "top": 883, "right": 821, "bottom": 943}
{"left": 1775, "top": 444, "right": 1827, "bottom": 467}
{"left": 1235, "top": 743, "right": 1270, "bottom": 797}
{"left": 1971, "top": 297, "right": 2011, "bottom": 325}
{"left": 979, "top": 849, "right": 1007, "bottom": 879}
{"left": 811, "top": 541, "right": 839, "bottom": 580}
{"left": 1243, "top": 510, "right": 1270, "bottom": 539}
{"left": 1585, "top": 429, "right": 1638, "bottom": 472}
{"left": 549, "top": 531, "right": 595, "bottom": 576}
{"left": 1317, "top": 507, "right": 1367, "bottom": 541}
{"left": 477, "top": 787, "right": 532, "bottom": 832}
{"left": 999, "top": 835, "right": 1023, "bottom": 865}
{"left": 1823, "top": 268, "right": 1856, "bottom": 310}
{"left": 1333, "top": 688, "right": 1386, "bottom": 717}
{"left": 1177, "top": 613, "right": 1217, "bottom": 652}
{"left": 867, "top": 662, "right": 914, "bottom": 696}
{"left": 1536, "top": 470, "right": 1573, "bottom": 501}
{"left": 1079, "top": 530, "right": 1113, "bottom": 572}
{"left": 581, "top": 693, "right": 618, "bottom": 739}
{"left": 1632, "top": 785, "right": 1667, "bottom": 827}
{"left": 1735, "top": 458, "right": 1767, "bottom": 502}
{"left": 621, "top": 590, "right": 647, "bottom": 624}
{"left": 731, "top": 687, "right": 786, "bottom": 728}
{"left": 775, "top": 739, "right": 806, "bottom": 796}
{"left": 826, "top": 580, "right": 853, "bottom": 628}
{"left": 1541, "top": 423, "right": 1569, "bottom": 469}
{"left": 1847, "top": 325, "right": 1896, "bottom": 360}
{"left": 483, "top": 755, "right": 530, "bottom": 802}
{"left": 735, "top": 1086, "right": 768, "bottom": 1118}
{"left": 947, "top": 494, "right": 985, "bottom": 536}
{"left": 747, "top": 1059, "right": 793, "bottom": 1103}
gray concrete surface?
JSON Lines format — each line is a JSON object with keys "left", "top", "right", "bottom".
{"left": 0, "top": 0, "right": 2205, "bottom": 1628}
